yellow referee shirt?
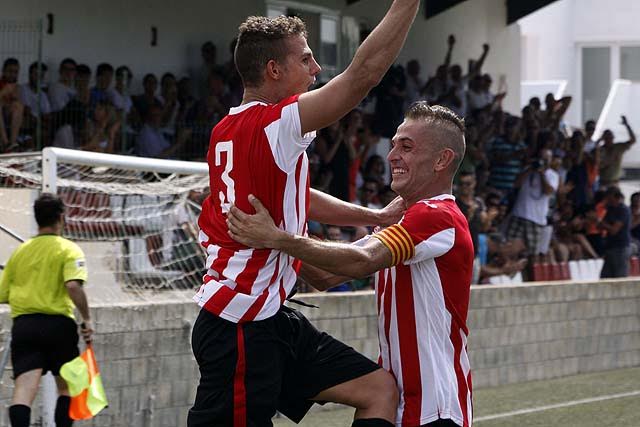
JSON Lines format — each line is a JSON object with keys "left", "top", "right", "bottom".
{"left": 0, "top": 234, "right": 88, "bottom": 320}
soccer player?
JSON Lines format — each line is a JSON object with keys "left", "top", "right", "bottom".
{"left": 190, "top": 1, "right": 420, "bottom": 426}
{"left": 228, "top": 103, "right": 475, "bottom": 427}
{"left": 0, "top": 193, "right": 93, "bottom": 427}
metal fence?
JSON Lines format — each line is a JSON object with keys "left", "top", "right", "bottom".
{"left": 0, "top": 18, "right": 213, "bottom": 160}
{"left": 0, "top": 19, "right": 43, "bottom": 151}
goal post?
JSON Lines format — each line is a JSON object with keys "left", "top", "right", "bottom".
{"left": 42, "top": 147, "right": 208, "bottom": 193}
{"left": 1, "top": 148, "right": 210, "bottom": 426}
{"left": 0, "top": 149, "right": 211, "bottom": 303}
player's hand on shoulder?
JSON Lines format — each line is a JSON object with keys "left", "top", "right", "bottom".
{"left": 227, "top": 195, "right": 283, "bottom": 249}
{"left": 377, "top": 196, "right": 407, "bottom": 227}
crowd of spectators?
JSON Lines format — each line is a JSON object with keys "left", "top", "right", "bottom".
{"left": 0, "top": 34, "right": 638, "bottom": 289}
{"left": 0, "top": 39, "right": 241, "bottom": 159}
{"left": 303, "top": 35, "right": 638, "bottom": 289}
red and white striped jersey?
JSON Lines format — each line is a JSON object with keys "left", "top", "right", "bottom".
{"left": 194, "top": 95, "right": 316, "bottom": 323}
{"left": 372, "top": 194, "right": 474, "bottom": 427}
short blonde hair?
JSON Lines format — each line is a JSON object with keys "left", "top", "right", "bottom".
{"left": 236, "top": 16, "right": 308, "bottom": 88}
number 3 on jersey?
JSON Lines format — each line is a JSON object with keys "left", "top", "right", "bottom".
{"left": 215, "top": 141, "right": 235, "bottom": 213}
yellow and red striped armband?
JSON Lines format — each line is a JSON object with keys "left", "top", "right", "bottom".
{"left": 372, "top": 224, "right": 415, "bottom": 266}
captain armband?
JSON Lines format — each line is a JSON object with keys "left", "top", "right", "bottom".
{"left": 372, "top": 224, "right": 415, "bottom": 266}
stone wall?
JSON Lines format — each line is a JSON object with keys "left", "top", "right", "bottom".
{"left": 1, "top": 279, "right": 638, "bottom": 426}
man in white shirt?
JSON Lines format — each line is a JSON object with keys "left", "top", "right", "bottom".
{"left": 107, "top": 66, "right": 133, "bottom": 114}
{"left": 506, "top": 149, "right": 559, "bottom": 260}
{"left": 19, "top": 62, "right": 51, "bottom": 118}
{"left": 48, "top": 58, "right": 77, "bottom": 148}
{"left": 16, "top": 62, "right": 51, "bottom": 149}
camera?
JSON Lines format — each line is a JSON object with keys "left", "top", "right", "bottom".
{"left": 531, "top": 159, "right": 546, "bottom": 170}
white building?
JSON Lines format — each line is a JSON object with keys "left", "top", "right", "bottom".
{"left": 520, "top": 0, "right": 640, "bottom": 168}
{"left": 2, "top": 0, "right": 527, "bottom": 112}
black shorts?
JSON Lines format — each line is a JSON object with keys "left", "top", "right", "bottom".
{"left": 188, "top": 306, "right": 380, "bottom": 427}
{"left": 11, "top": 313, "right": 80, "bottom": 378}
{"left": 423, "top": 419, "right": 460, "bottom": 427}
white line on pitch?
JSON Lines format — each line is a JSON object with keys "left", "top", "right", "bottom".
{"left": 475, "top": 390, "right": 640, "bottom": 422}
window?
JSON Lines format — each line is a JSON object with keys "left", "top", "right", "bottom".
{"left": 266, "top": 1, "right": 341, "bottom": 82}
{"left": 320, "top": 16, "right": 338, "bottom": 78}
{"left": 581, "top": 47, "right": 610, "bottom": 122}
{"left": 620, "top": 46, "right": 640, "bottom": 81}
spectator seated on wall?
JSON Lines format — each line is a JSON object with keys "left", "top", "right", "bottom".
{"left": 477, "top": 234, "right": 528, "bottom": 284}
{"left": 551, "top": 202, "right": 599, "bottom": 262}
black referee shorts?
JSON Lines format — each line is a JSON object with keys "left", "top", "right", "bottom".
{"left": 188, "top": 305, "right": 380, "bottom": 427}
{"left": 11, "top": 313, "right": 80, "bottom": 378}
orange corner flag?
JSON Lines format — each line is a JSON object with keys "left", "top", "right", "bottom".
{"left": 60, "top": 344, "right": 108, "bottom": 420}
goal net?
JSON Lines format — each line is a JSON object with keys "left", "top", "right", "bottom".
{"left": 0, "top": 148, "right": 209, "bottom": 303}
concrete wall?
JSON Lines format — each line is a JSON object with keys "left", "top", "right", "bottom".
{"left": 469, "top": 280, "right": 639, "bottom": 387}
{"left": 519, "top": 1, "right": 574, "bottom": 81}
{"left": 1, "top": 279, "right": 638, "bottom": 426}
{"left": 0, "top": 188, "right": 37, "bottom": 265}
{"left": 572, "top": 0, "right": 640, "bottom": 43}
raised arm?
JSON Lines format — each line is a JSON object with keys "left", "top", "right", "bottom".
{"left": 443, "top": 34, "right": 455, "bottom": 69}
{"left": 471, "top": 43, "right": 490, "bottom": 76}
{"left": 554, "top": 96, "right": 573, "bottom": 121}
{"left": 622, "top": 115, "right": 636, "bottom": 146}
{"left": 298, "top": 0, "right": 420, "bottom": 134}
